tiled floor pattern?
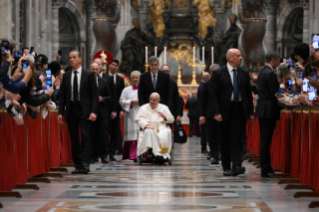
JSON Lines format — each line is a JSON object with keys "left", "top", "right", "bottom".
{"left": 0, "top": 137, "right": 318, "bottom": 211}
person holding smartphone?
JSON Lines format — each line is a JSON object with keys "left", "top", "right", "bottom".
{"left": 294, "top": 43, "right": 312, "bottom": 77}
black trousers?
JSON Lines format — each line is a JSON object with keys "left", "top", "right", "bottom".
{"left": 259, "top": 117, "right": 277, "bottom": 174}
{"left": 67, "top": 102, "right": 92, "bottom": 169}
{"left": 189, "top": 117, "right": 199, "bottom": 137}
{"left": 200, "top": 123, "right": 207, "bottom": 148}
{"left": 218, "top": 102, "right": 246, "bottom": 171}
{"left": 107, "top": 115, "right": 120, "bottom": 156}
{"left": 91, "top": 116, "right": 108, "bottom": 159}
{"left": 242, "top": 126, "right": 247, "bottom": 154}
{"left": 206, "top": 118, "right": 219, "bottom": 159}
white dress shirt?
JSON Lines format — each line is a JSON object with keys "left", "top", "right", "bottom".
{"left": 150, "top": 71, "right": 158, "bottom": 87}
{"left": 96, "top": 76, "right": 99, "bottom": 87}
{"left": 71, "top": 66, "right": 82, "bottom": 101}
{"left": 99, "top": 72, "right": 103, "bottom": 78}
{"left": 109, "top": 72, "right": 117, "bottom": 84}
{"left": 227, "top": 63, "right": 241, "bottom": 101}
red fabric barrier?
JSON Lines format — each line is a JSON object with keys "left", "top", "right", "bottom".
{"left": 14, "top": 115, "right": 28, "bottom": 184}
{"left": 300, "top": 110, "right": 309, "bottom": 185}
{"left": 308, "top": 110, "right": 319, "bottom": 190}
{"left": 246, "top": 120, "right": 253, "bottom": 151}
{"left": 0, "top": 113, "right": 16, "bottom": 191}
{"left": 290, "top": 109, "right": 302, "bottom": 179}
{"left": 41, "top": 112, "right": 50, "bottom": 173}
{"left": 60, "top": 124, "right": 72, "bottom": 163}
{"left": 278, "top": 110, "right": 292, "bottom": 173}
{"left": 28, "top": 114, "right": 44, "bottom": 177}
{"left": 49, "top": 111, "right": 60, "bottom": 167}
{"left": 251, "top": 118, "right": 260, "bottom": 156}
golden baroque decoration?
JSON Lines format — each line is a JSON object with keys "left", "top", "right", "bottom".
{"left": 194, "top": 0, "right": 216, "bottom": 39}
{"left": 148, "top": 0, "right": 169, "bottom": 37}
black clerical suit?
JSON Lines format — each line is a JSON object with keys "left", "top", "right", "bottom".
{"left": 91, "top": 76, "right": 112, "bottom": 160}
{"left": 185, "top": 96, "right": 199, "bottom": 137}
{"left": 197, "top": 82, "right": 207, "bottom": 148}
{"left": 255, "top": 65, "right": 281, "bottom": 175}
{"left": 208, "top": 65, "right": 253, "bottom": 171}
{"left": 198, "top": 80, "right": 219, "bottom": 159}
{"left": 103, "top": 73, "right": 125, "bottom": 156}
{"left": 138, "top": 70, "right": 171, "bottom": 106}
{"left": 58, "top": 67, "right": 99, "bottom": 169}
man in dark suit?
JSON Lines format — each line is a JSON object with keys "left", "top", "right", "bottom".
{"left": 138, "top": 56, "right": 171, "bottom": 106}
{"left": 105, "top": 59, "right": 125, "bottom": 160}
{"left": 90, "top": 63, "right": 112, "bottom": 164}
{"left": 198, "top": 64, "right": 220, "bottom": 164}
{"left": 161, "top": 65, "right": 182, "bottom": 123}
{"left": 255, "top": 51, "right": 281, "bottom": 177}
{"left": 208, "top": 48, "right": 253, "bottom": 176}
{"left": 185, "top": 93, "right": 199, "bottom": 139}
{"left": 197, "top": 72, "right": 210, "bottom": 153}
{"left": 58, "top": 50, "right": 99, "bottom": 174}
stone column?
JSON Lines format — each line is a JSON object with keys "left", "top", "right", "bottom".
{"left": 84, "top": 0, "right": 96, "bottom": 67}
{"left": 24, "top": 0, "right": 32, "bottom": 47}
{"left": 309, "top": 0, "right": 319, "bottom": 38}
{"left": 51, "top": 4, "right": 59, "bottom": 62}
{"left": 302, "top": 2, "right": 310, "bottom": 43}
{"left": 12, "top": 0, "right": 20, "bottom": 44}
{"left": 264, "top": 0, "right": 279, "bottom": 53}
{"left": 137, "top": 0, "right": 153, "bottom": 30}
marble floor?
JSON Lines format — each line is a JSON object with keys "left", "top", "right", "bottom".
{"left": 1, "top": 137, "right": 318, "bottom": 212}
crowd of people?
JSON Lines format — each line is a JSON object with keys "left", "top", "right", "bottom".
{"left": 1, "top": 36, "right": 319, "bottom": 176}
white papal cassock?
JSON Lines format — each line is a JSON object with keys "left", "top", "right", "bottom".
{"left": 135, "top": 103, "right": 174, "bottom": 159}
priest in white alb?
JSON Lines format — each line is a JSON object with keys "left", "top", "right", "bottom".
{"left": 135, "top": 92, "right": 175, "bottom": 159}
{"left": 119, "top": 71, "right": 141, "bottom": 161}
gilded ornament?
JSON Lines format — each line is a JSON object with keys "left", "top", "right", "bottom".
{"left": 194, "top": 0, "right": 217, "bottom": 39}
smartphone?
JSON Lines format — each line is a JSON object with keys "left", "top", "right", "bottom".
{"left": 22, "top": 60, "right": 29, "bottom": 71}
{"left": 309, "top": 70, "right": 318, "bottom": 80}
{"left": 285, "top": 78, "right": 292, "bottom": 90}
{"left": 297, "top": 70, "right": 303, "bottom": 79}
{"left": 58, "top": 50, "right": 62, "bottom": 56}
{"left": 1, "top": 40, "right": 9, "bottom": 55}
{"left": 286, "top": 59, "right": 292, "bottom": 66}
{"left": 308, "top": 86, "right": 316, "bottom": 101}
{"left": 30, "top": 47, "right": 34, "bottom": 55}
{"left": 41, "top": 57, "right": 47, "bottom": 68}
{"left": 290, "top": 64, "right": 296, "bottom": 70}
{"left": 278, "top": 88, "right": 284, "bottom": 94}
{"left": 17, "top": 110, "right": 23, "bottom": 119}
{"left": 312, "top": 34, "right": 319, "bottom": 50}
{"left": 46, "top": 69, "right": 52, "bottom": 90}
{"left": 303, "top": 78, "right": 309, "bottom": 92}
{"left": 294, "top": 94, "right": 299, "bottom": 98}
{"left": 13, "top": 50, "right": 23, "bottom": 58}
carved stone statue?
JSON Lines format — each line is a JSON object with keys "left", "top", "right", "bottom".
{"left": 221, "top": 14, "right": 242, "bottom": 66}
{"left": 194, "top": 0, "right": 217, "bottom": 39}
{"left": 202, "top": 25, "right": 223, "bottom": 68}
{"left": 119, "top": 19, "right": 149, "bottom": 75}
{"left": 148, "top": 0, "right": 167, "bottom": 37}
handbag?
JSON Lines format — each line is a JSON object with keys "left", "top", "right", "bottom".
{"left": 174, "top": 121, "right": 187, "bottom": 144}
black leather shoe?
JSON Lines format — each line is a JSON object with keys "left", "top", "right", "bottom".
{"left": 82, "top": 167, "right": 90, "bottom": 174}
{"left": 101, "top": 157, "right": 109, "bottom": 163}
{"left": 109, "top": 155, "right": 118, "bottom": 162}
{"left": 71, "top": 168, "right": 82, "bottom": 175}
{"left": 207, "top": 153, "right": 212, "bottom": 160}
{"left": 210, "top": 158, "right": 219, "bottom": 165}
{"left": 242, "top": 155, "right": 248, "bottom": 161}
{"left": 231, "top": 166, "right": 246, "bottom": 176}
{"left": 223, "top": 170, "right": 231, "bottom": 176}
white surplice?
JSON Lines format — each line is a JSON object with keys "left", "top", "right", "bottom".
{"left": 119, "top": 86, "right": 140, "bottom": 141}
{"left": 134, "top": 103, "right": 174, "bottom": 159}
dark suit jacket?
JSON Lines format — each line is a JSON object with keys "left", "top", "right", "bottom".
{"left": 103, "top": 73, "right": 124, "bottom": 113}
{"left": 168, "top": 79, "right": 181, "bottom": 117}
{"left": 255, "top": 65, "right": 281, "bottom": 120}
{"left": 138, "top": 70, "right": 171, "bottom": 106}
{"left": 97, "top": 77, "right": 112, "bottom": 118}
{"left": 0, "top": 61, "right": 10, "bottom": 80}
{"left": 58, "top": 68, "right": 99, "bottom": 121}
{"left": 207, "top": 66, "right": 253, "bottom": 120}
{"left": 178, "top": 96, "right": 184, "bottom": 118}
{"left": 198, "top": 81, "right": 209, "bottom": 117}
{"left": 185, "top": 97, "right": 198, "bottom": 118}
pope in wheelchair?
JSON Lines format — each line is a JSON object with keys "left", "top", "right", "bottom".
{"left": 135, "top": 92, "right": 174, "bottom": 164}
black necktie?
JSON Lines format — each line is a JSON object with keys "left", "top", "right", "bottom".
{"left": 74, "top": 71, "right": 78, "bottom": 101}
{"left": 233, "top": 69, "right": 239, "bottom": 102}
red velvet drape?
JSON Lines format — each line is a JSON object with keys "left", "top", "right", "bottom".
{"left": 300, "top": 110, "right": 309, "bottom": 185}
{"left": 41, "top": 111, "right": 50, "bottom": 173}
{"left": 290, "top": 109, "right": 302, "bottom": 179}
{"left": 251, "top": 118, "right": 260, "bottom": 156}
{"left": 60, "top": 124, "right": 72, "bottom": 163}
{"left": 278, "top": 110, "right": 292, "bottom": 173}
{"left": 49, "top": 111, "right": 60, "bottom": 167}
{"left": 308, "top": 110, "right": 319, "bottom": 190}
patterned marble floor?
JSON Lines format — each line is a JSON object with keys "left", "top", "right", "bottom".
{"left": 1, "top": 137, "right": 318, "bottom": 212}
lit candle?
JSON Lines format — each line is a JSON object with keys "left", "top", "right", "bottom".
{"left": 211, "top": 47, "right": 214, "bottom": 64}
{"left": 164, "top": 46, "right": 167, "bottom": 64}
{"left": 145, "top": 46, "right": 148, "bottom": 63}
{"left": 155, "top": 46, "right": 157, "bottom": 57}
{"left": 193, "top": 46, "right": 195, "bottom": 64}
{"left": 202, "top": 47, "right": 205, "bottom": 64}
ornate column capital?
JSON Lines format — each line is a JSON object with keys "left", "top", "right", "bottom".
{"left": 52, "top": 0, "right": 66, "bottom": 8}
{"left": 136, "top": 0, "right": 153, "bottom": 13}
{"left": 208, "top": 0, "right": 226, "bottom": 14}
{"left": 288, "top": 0, "right": 309, "bottom": 9}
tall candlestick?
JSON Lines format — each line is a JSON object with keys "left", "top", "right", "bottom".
{"left": 145, "top": 46, "right": 148, "bottom": 63}
{"left": 202, "top": 47, "right": 205, "bottom": 63}
{"left": 155, "top": 46, "right": 157, "bottom": 57}
{"left": 193, "top": 46, "right": 195, "bottom": 64}
{"left": 211, "top": 47, "right": 214, "bottom": 64}
{"left": 164, "top": 47, "right": 167, "bottom": 64}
